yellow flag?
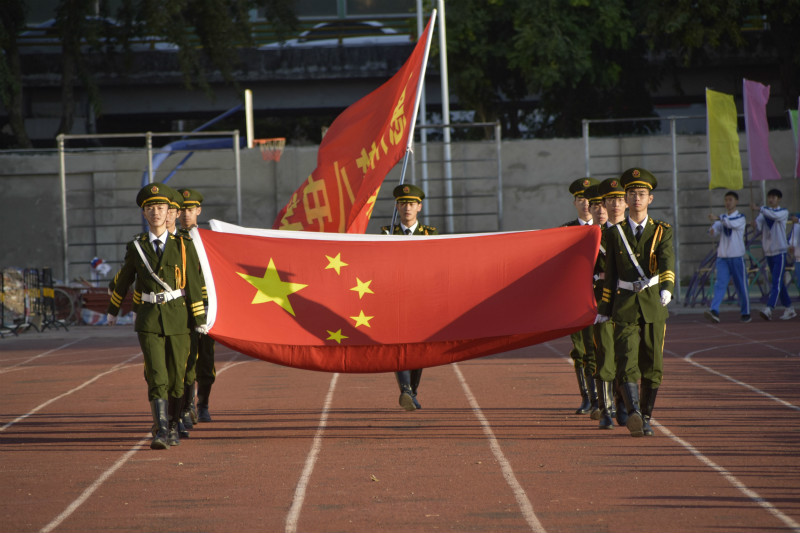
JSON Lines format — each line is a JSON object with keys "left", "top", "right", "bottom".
{"left": 706, "top": 88, "right": 743, "bottom": 190}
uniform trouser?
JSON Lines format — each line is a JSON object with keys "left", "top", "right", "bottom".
{"left": 614, "top": 320, "right": 666, "bottom": 387}
{"left": 138, "top": 331, "right": 190, "bottom": 401}
{"left": 183, "top": 331, "right": 199, "bottom": 386}
{"left": 195, "top": 333, "right": 216, "bottom": 387}
{"left": 766, "top": 253, "right": 792, "bottom": 309}
{"left": 569, "top": 324, "right": 596, "bottom": 373}
{"left": 711, "top": 256, "right": 750, "bottom": 315}
{"left": 593, "top": 319, "right": 617, "bottom": 382}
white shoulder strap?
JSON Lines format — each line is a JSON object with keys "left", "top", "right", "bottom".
{"left": 615, "top": 224, "right": 647, "bottom": 280}
{"left": 133, "top": 239, "right": 174, "bottom": 292}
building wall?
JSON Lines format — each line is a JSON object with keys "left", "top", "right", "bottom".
{"left": 1, "top": 131, "right": 797, "bottom": 294}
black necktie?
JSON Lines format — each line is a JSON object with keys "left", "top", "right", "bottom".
{"left": 404, "top": 228, "right": 411, "bottom": 235}
{"left": 635, "top": 225, "right": 643, "bottom": 242}
{"left": 153, "top": 239, "right": 162, "bottom": 257}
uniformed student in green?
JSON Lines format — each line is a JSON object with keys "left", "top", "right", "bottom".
{"left": 107, "top": 183, "right": 208, "bottom": 450}
{"left": 590, "top": 178, "right": 629, "bottom": 429}
{"left": 177, "top": 188, "right": 217, "bottom": 425}
{"left": 596, "top": 168, "right": 675, "bottom": 438}
{"left": 381, "top": 183, "right": 437, "bottom": 411}
{"left": 561, "top": 177, "right": 599, "bottom": 416}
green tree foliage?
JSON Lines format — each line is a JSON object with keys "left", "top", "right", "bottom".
{"left": 0, "top": 0, "right": 32, "bottom": 147}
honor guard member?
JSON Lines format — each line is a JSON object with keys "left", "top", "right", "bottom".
{"left": 106, "top": 183, "right": 208, "bottom": 450}
{"left": 381, "top": 183, "right": 437, "bottom": 411}
{"left": 596, "top": 168, "right": 674, "bottom": 438}
{"left": 177, "top": 188, "right": 218, "bottom": 424}
{"left": 590, "top": 178, "right": 629, "bottom": 429}
{"left": 561, "top": 177, "right": 599, "bottom": 416}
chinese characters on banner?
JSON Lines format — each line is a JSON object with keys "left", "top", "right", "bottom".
{"left": 273, "top": 17, "right": 435, "bottom": 234}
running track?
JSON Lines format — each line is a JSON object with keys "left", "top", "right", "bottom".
{"left": 1, "top": 310, "right": 798, "bottom": 533}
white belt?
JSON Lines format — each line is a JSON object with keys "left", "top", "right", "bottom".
{"left": 141, "top": 289, "right": 185, "bottom": 304}
{"left": 618, "top": 276, "right": 658, "bottom": 292}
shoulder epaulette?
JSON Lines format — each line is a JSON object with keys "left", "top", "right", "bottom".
{"left": 651, "top": 218, "right": 671, "bottom": 229}
{"left": 422, "top": 224, "right": 437, "bottom": 232}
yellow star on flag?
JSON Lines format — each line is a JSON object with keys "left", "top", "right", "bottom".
{"left": 238, "top": 258, "right": 308, "bottom": 316}
{"left": 350, "top": 310, "right": 374, "bottom": 328}
{"left": 350, "top": 277, "right": 374, "bottom": 299}
{"left": 325, "top": 253, "right": 348, "bottom": 275}
{"left": 326, "top": 329, "right": 349, "bottom": 344}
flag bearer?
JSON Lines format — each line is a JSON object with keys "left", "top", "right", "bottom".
{"left": 596, "top": 168, "right": 674, "bottom": 437}
{"left": 177, "top": 188, "right": 218, "bottom": 424}
{"left": 561, "top": 177, "right": 599, "bottom": 417}
{"left": 590, "top": 178, "right": 629, "bottom": 429}
{"left": 381, "top": 183, "right": 437, "bottom": 411}
{"left": 107, "top": 183, "right": 207, "bottom": 449}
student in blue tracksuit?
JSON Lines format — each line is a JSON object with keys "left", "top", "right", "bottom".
{"left": 705, "top": 191, "right": 750, "bottom": 323}
{"left": 752, "top": 188, "right": 796, "bottom": 321}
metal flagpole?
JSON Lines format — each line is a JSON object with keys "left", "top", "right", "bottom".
{"left": 389, "top": 10, "right": 437, "bottom": 235}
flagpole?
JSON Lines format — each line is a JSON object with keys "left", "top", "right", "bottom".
{"left": 390, "top": 10, "right": 438, "bottom": 235}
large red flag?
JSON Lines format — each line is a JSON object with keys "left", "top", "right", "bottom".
{"left": 273, "top": 17, "right": 435, "bottom": 234}
{"left": 192, "top": 221, "right": 601, "bottom": 373}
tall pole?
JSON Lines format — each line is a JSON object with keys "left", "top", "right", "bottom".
{"left": 437, "top": 0, "right": 454, "bottom": 233}
{"left": 416, "top": 0, "right": 430, "bottom": 224}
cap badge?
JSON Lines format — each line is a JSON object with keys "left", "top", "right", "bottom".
{"left": 632, "top": 169, "right": 640, "bottom": 178}
{"left": 183, "top": 190, "right": 190, "bottom": 198}
{"left": 611, "top": 180, "right": 618, "bottom": 187}
{"left": 582, "top": 179, "right": 590, "bottom": 187}
{"left": 150, "top": 185, "right": 159, "bottom": 194}
{"left": 403, "top": 186, "right": 410, "bottom": 193}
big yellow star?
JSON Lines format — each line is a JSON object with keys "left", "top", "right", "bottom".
{"left": 326, "top": 329, "right": 349, "bottom": 344}
{"left": 325, "top": 253, "right": 348, "bottom": 275}
{"left": 237, "top": 258, "right": 307, "bottom": 316}
{"left": 350, "top": 277, "right": 374, "bottom": 299}
{"left": 350, "top": 310, "right": 374, "bottom": 328}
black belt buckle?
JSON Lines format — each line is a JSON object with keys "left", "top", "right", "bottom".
{"left": 155, "top": 292, "right": 166, "bottom": 304}
{"left": 632, "top": 280, "right": 648, "bottom": 292}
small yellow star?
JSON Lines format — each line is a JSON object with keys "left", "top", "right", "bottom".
{"left": 237, "top": 258, "right": 307, "bottom": 316}
{"left": 350, "top": 278, "right": 374, "bottom": 299}
{"left": 350, "top": 310, "right": 374, "bottom": 328}
{"left": 325, "top": 253, "right": 348, "bottom": 275}
{"left": 326, "top": 329, "right": 349, "bottom": 344}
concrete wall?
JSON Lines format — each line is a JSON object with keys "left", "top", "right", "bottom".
{"left": 1, "top": 131, "right": 797, "bottom": 293}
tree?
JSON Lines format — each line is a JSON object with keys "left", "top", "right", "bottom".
{"left": 0, "top": 0, "right": 32, "bottom": 148}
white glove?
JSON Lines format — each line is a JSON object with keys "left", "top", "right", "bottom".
{"left": 660, "top": 290, "right": 672, "bottom": 307}
{"left": 594, "top": 314, "right": 610, "bottom": 324}
{"left": 195, "top": 325, "right": 209, "bottom": 335}
{"left": 106, "top": 313, "right": 117, "bottom": 326}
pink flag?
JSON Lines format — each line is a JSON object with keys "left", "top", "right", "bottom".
{"left": 796, "top": 96, "right": 800, "bottom": 178}
{"left": 743, "top": 79, "right": 781, "bottom": 181}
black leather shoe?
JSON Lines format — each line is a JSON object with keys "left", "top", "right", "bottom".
{"left": 399, "top": 386, "right": 416, "bottom": 411}
{"left": 197, "top": 405, "right": 212, "bottom": 422}
{"left": 643, "top": 416, "right": 654, "bottom": 436}
{"left": 178, "top": 419, "right": 190, "bottom": 439}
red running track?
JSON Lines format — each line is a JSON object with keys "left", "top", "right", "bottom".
{"left": 1, "top": 310, "right": 798, "bottom": 533}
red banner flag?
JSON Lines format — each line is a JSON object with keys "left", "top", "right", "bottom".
{"left": 273, "top": 17, "right": 435, "bottom": 234}
{"left": 192, "top": 221, "right": 601, "bottom": 373}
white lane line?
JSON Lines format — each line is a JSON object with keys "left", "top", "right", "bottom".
{"left": 666, "top": 348, "right": 800, "bottom": 412}
{"left": 1, "top": 352, "right": 142, "bottom": 432}
{"left": 285, "top": 372, "right": 339, "bottom": 533}
{"left": 39, "top": 435, "right": 151, "bottom": 533}
{"left": 35, "top": 356, "right": 250, "bottom": 532}
{"left": 544, "top": 340, "right": 800, "bottom": 528}
{"left": 654, "top": 420, "right": 800, "bottom": 533}
{"left": 0, "top": 337, "right": 88, "bottom": 374}
{"left": 452, "top": 363, "right": 547, "bottom": 533}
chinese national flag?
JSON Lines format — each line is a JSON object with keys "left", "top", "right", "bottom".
{"left": 272, "top": 17, "right": 435, "bottom": 234}
{"left": 192, "top": 221, "right": 601, "bottom": 373}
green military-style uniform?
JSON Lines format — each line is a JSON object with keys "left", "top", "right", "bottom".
{"left": 106, "top": 183, "right": 207, "bottom": 450}
{"left": 561, "top": 177, "right": 599, "bottom": 415}
{"left": 383, "top": 183, "right": 437, "bottom": 411}
{"left": 597, "top": 168, "right": 675, "bottom": 438}
{"left": 177, "top": 187, "right": 217, "bottom": 425}
{"left": 589, "top": 178, "right": 629, "bottom": 429}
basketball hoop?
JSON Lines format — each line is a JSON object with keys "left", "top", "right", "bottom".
{"left": 254, "top": 137, "right": 286, "bottom": 162}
